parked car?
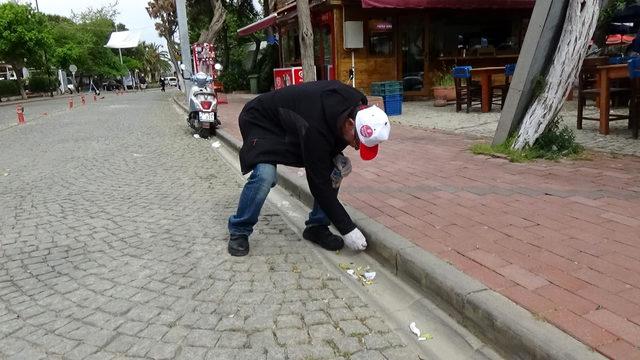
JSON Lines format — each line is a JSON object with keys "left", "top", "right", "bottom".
{"left": 102, "top": 80, "right": 120, "bottom": 91}
{"left": 167, "top": 77, "right": 178, "bottom": 86}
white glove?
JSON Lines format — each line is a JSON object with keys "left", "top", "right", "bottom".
{"left": 344, "top": 228, "right": 367, "bottom": 251}
{"left": 333, "top": 155, "right": 352, "bottom": 177}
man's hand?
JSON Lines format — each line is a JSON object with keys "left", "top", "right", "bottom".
{"left": 333, "top": 155, "right": 352, "bottom": 177}
{"left": 344, "top": 228, "right": 367, "bottom": 251}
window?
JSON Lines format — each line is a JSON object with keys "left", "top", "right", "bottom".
{"left": 368, "top": 18, "right": 394, "bottom": 56}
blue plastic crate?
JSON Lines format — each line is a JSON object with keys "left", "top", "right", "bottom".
{"left": 383, "top": 94, "right": 402, "bottom": 116}
{"left": 371, "top": 81, "right": 403, "bottom": 96}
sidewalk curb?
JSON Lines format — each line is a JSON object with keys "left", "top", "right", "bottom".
{"left": 0, "top": 94, "right": 67, "bottom": 107}
{"left": 172, "top": 95, "right": 604, "bottom": 360}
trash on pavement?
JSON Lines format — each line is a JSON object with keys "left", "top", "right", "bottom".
{"left": 292, "top": 264, "right": 301, "bottom": 273}
{"left": 212, "top": 141, "right": 221, "bottom": 148}
{"left": 346, "top": 269, "right": 358, "bottom": 279}
{"left": 297, "top": 169, "right": 305, "bottom": 177}
{"left": 364, "top": 272, "right": 376, "bottom": 281}
{"left": 193, "top": 134, "right": 201, "bottom": 139}
{"left": 409, "top": 322, "right": 433, "bottom": 341}
{"left": 338, "top": 263, "right": 375, "bottom": 286}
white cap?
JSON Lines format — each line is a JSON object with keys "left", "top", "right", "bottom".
{"left": 355, "top": 105, "right": 390, "bottom": 160}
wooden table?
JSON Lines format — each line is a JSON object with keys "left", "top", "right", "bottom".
{"left": 471, "top": 66, "right": 506, "bottom": 113}
{"left": 597, "top": 64, "right": 628, "bottom": 135}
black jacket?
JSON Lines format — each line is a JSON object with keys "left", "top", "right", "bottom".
{"left": 238, "top": 80, "right": 367, "bottom": 235}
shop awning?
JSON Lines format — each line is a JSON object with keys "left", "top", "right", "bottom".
{"left": 237, "top": 13, "right": 277, "bottom": 37}
{"left": 105, "top": 31, "right": 141, "bottom": 49}
{"left": 361, "top": 0, "right": 535, "bottom": 9}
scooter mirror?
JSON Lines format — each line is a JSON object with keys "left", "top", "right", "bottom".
{"left": 214, "top": 63, "right": 223, "bottom": 71}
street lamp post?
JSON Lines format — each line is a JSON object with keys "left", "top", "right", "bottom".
{"left": 175, "top": 0, "right": 193, "bottom": 105}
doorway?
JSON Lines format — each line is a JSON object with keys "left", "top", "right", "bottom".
{"left": 399, "top": 16, "right": 427, "bottom": 95}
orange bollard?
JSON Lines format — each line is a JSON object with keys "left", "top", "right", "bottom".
{"left": 16, "top": 104, "right": 25, "bottom": 124}
{"left": 68, "top": 97, "right": 73, "bottom": 109}
{"left": 81, "top": 95, "right": 85, "bottom": 105}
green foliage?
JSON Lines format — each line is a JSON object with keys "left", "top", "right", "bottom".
{"left": 257, "top": 45, "right": 277, "bottom": 93}
{"left": 533, "top": 116, "right": 585, "bottom": 160}
{"left": 532, "top": 75, "right": 547, "bottom": 99}
{"left": 471, "top": 116, "right": 585, "bottom": 162}
{"left": 219, "top": 63, "right": 250, "bottom": 92}
{"left": 76, "top": 18, "right": 127, "bottom": 77}
{"left": 187, "top": 0, "right": 213, "bottom": 43}
{"left": 0, "top": 3, "right": 52, "bottom": 70}
{"left": 433, "top": 72, "right": 454, "bottom": 87}
{"left": 0, "top": 2, "right": 52, "bottom": 97}
{"left": 122, "top": 57, "right": 143, "bottom": 72}
{"left": 71, "top": 1, "right": 119, "bottom": 23}
{"left": 0, "top": 81, "right": 20, "bottom": 98}
{"left": 27, "top": 74, "right": 59, "bottom": 93}
{"left": 214, "top": 9, "right": 258, "bottom": 91}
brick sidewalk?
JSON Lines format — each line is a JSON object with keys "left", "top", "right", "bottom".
{"left": 217, "top": 94, "right": 640, "bottom": 359}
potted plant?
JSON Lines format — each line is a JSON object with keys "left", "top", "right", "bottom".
{"left": 432, "top": 72, "right": 455, "bottom": 107}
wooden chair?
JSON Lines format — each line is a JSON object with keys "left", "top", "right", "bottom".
{"left": 453, "top": 66, "right": 482, "bottom": 113}
{"left": 491, "top": 64, "right": 516, "bottom": 110}
{"left": 577, "top": 57, "right": 630, "bottom": 130}
{"left": 627, "top": 57, "right": 640, "bottom": 138}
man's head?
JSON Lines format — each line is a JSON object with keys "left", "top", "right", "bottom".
{"left": 341, "top": 105, "right": 390, "bottom": 160}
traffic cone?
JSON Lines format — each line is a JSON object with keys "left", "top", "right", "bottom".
{"left": 16, "top": 104, "right": 25, "bottom": 124}
{"left": 68, "top": 97, "right": 73, "bottom": 109}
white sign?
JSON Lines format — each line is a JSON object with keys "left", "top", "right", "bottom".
{"left": 69, "top": 64, "right": 77, "bottom": 73}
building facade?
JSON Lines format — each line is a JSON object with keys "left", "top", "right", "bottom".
{"left": 241, "top": 0, "right": 535, "bottom": 98}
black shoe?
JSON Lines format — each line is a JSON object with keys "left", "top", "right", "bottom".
{"left": 228, "top": 234, "right": 249, "bottom": 256}
{"left": 302, "top": 226, "right": 344, "bottom": 251}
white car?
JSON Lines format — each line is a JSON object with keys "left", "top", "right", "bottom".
{"left": 167, "top": 77, "right": 178, "bottom": 86}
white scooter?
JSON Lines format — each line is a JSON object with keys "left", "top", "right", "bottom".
{"left": 185, "top": 63, "right": 222, "bottom": 138}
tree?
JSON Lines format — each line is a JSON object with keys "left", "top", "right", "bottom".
{"left": 195, "top": 0, "right": 227, "bottom": 44}
{"left": 296, "top": 0, "right": 315, "bottom": 82}
{"left": 71, "top": 1, "right": 120, "bottom": 23}
{"left": 76, "top": 17, "right": 127, "bottom": 78}
{"left": 0, "top": 3, "right": 52, "bottom": 99}
{"left": 48, "top": 15, "right": 92, "bottom": 72}
{"left": 140, "top": 42, "right": 171, "bottom": 81}
{"left": 513, "top": 0, "right": 607, "bottom": 149}
{"left": 146, "top": 0, "right": 181, "bottom": 77}
{"left": 48, "top": 5, "right": 129, "bottom": 84}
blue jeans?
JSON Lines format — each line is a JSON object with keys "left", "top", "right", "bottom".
{"left": 228, "top": 163, "right": 330, "bottom": 237}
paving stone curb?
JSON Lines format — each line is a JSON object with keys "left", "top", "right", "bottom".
{"left": 172, "top": 95, "right": 605, "bottom": 360}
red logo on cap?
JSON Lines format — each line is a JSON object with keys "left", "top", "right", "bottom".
{"left": 360, "top": 125, "right": 373, "bottom": 138}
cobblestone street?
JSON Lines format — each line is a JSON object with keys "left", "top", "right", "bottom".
{"left": 0, "top": 91, "right": 419, "bottom": 359}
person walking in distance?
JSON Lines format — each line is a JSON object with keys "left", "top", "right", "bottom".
{"left": 227, "top": 80, "right": 390, "bottom": 256}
